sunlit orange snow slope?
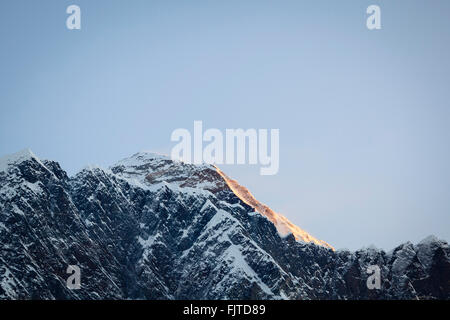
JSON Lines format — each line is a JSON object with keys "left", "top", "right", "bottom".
{"left": 215, "top": 167, "right": 334, "bottom": 250}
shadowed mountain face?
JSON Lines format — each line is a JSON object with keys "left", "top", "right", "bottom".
{"left": 0, "top": 149, "right": 449, "bottom": 300}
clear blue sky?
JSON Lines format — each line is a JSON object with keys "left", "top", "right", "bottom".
{"left": 1, "top": 0, "right": 449, "bottom": 250}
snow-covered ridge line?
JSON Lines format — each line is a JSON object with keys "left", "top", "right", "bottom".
{"left": 2, "top": 149, "right": 333, "bottom": 250}
{"left": 214, "top": 166, "right": 334, "bottom": 250}
{"left": 0, "top": 149, "right": 58, "bottom": 181}
{"left": 0, "top": 149, "right": 39, "bottom": 172}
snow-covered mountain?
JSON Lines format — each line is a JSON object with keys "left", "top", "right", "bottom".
{"left": 0, "top": 149, "right": 448, "bottom": 299}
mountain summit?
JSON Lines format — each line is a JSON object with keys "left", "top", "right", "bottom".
{"left": 110, "top": 151, "right": 333, "bottom": 249}
{"left": 0, "top": 150, "right": 448, "bottom": 299}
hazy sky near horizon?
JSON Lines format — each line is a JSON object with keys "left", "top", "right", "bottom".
{"left": 1, "top": 1, "right": 449, "bottom": 250}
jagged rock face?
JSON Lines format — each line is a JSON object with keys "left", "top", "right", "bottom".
{"left": 0, "top": 150, "right": 449, "bottom": 300}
